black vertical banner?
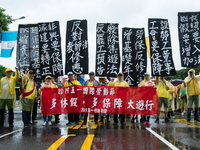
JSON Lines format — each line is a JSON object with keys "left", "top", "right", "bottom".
{"left": 178, "top": 12, "right": 200, "bottom": 68}
{"left": 148, "top": 18, "right": 176, "bottom": 76}
{"left": 95, "top": 23, "right": 120, "bottom": 77}
{"left": 122, "top": 28, "right": 147, "bottom": 86}
{"left": 65, "top": 20, "right": 88, "bottom": 74}
{"left": 16, "top": 24, "right": 41, "bottom": 81}
{"left": 107, "top": 23, "right": 120, "bottom": 77}
{"left": 96, "top": 23, "right": 108, "bottom": 76}
{"left": 38, "top": 21, "right": 63, "bottom": 79}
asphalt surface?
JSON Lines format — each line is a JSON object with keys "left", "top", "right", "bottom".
{"left": 0, "top": 105, "right": 200, "bottom": 150}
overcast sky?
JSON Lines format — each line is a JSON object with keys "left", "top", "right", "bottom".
{"left": 1, "top": 0, "right": 200, "bottom": 75}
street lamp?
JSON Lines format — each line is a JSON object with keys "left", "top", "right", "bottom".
{"left": 0, "top": 16, "right": 25, "bottom": 43}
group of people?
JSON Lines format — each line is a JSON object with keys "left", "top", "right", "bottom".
{"left": 0, "top": 67, "right": 199, "bottom": 128}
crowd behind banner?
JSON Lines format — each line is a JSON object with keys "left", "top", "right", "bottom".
{"left": 1, "top": 11, "right": 200, "bottom": 127}
{"left": 1, "top": 68, "right": 200, "bottom": 127}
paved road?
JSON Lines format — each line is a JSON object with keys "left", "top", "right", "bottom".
{"left": 0, "top": 108, "right": 200, "bottom": 150}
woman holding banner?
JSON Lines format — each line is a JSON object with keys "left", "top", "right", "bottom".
{"left": 138, "top": 72, "right": 155, "bottom": 126}
{"left": 40, "top": 76, "right": 57, "bottom": 126}
{"left": 112, "top": 72, "right": 129, "bottom": 126}
{"left": 20, "top": 69, "right": 37, "bottom": 127}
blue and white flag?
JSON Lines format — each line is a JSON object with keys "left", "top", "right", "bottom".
{"left": 0, "top": 31, "right": 18, "bottom": 58}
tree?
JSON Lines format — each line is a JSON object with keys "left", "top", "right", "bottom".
{"left": 0, "top": 7, "right": 12, "bottom": 31}
{"left": 169, "top": 68, "right": 200, "bottom": 80}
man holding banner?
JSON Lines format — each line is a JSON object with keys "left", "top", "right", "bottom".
{"left": 83, "top": 71, "right": 100, "bottom": 125}
{"left": 65, "top": 72, "right": 81, "bottom": 125}
{"left": 112, "top": 72, "right": 129, "bottom": 126}
{"left": 0, "top": 67, "right": 20, "bottom": 127}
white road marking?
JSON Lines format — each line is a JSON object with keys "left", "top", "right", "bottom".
{"left": 0, "top": 129, "right": 22, "bottom": 139}
{"left": 146, "top": 128, "right": 179, "bottom": 150}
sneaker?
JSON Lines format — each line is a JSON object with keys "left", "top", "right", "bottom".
{"left": 121, "top": 122, "right": 126, "bottom": 126}
{"left": 146, "top": 121, "right": 151, "bottom": 126}
{"left": 43, "top": 122, "right": 47, "bottom": 126}
{"left": 48, "top": 122, "right": 52, "bottom": 126}
{"left": 165, "top": 118, "right": 169, "bottom": 123}
{"left": 171, "top": 116, "right": 175, "bottom": 119}
{"left": 181, "top": 112, "right": 184, "bottom": 116}
{"left": 9, "top": 124, "right": 14, "bottom": 127}
{"left": 24, "top": 125, "right": 29, "bottom": 128}
{"left": 131, "top": 118, "right": 135, "bottom": 123}
{"left": 113, "top": 122, "right": 118, "bottom": 125}
{"left": 75, "top": 121, "right": 79, "bottom": 125}
{"left": 155, "top": 118, "right": 159, "bottom": 123}
{"left": 33, "top": 120, "right": 38, "bottom": 123}
{"left": 143, "top": 121, "right": 147, "bottom": 126}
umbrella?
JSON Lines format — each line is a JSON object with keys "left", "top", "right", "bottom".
{"left": 171, "top": 79, "right": 184, "bottom": 86}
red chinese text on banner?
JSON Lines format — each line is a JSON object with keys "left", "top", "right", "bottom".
{"left": 41, "top": 86, "right": 158, "bottom": 115}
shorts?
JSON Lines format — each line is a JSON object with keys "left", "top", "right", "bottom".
{"left": 159, "top": 97, "right": 168, "bottom": 110}
{"left": 0, "top": 99, "right": 13, "bottom": 109}
{"left": 181, "top": 97, "right": 187, "bottom": 107}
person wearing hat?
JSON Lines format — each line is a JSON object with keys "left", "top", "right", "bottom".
{"left": 184, "top": 69, "right": 200, "bottom": 122}
{"left": 165, "top": 77, "right": 175, "bottom": 119}
{"left": 20, "top": 69, "right": 37, "bottom": 127}
{"left": 137, "top": 72, "right": 155, "bottom": 126}
{"left": 65, "top": 72, "right": 81, "bottom": 125}
{"left": 83, "top": 71, "right": 100, "bottom": 125}
{"left": 112, "top": 72, "right": 129, "bottom": 125}
{"left": 40, "top": 76, "right": 57, "bottom": 126}
{"left": 0, "top": 67, "right": 20, "bottom": 127}
{"left": 155, "top": 76, "right": 170, "bottom": 123}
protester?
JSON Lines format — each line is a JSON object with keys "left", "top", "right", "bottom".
{"left": 112, "top": 72, "right": 129, "bottom": 125}
{"left": 155, "top": 76, "right": 170, "bottom": 123}
{"left": 75, "top": 74, "right": 85, "bottom": 86}
{"left": 65, "top": 72, "right": 81, "bottom": 125}
{"left": 99, "top": 77, "right": 109, "bottom": 123}
{"left": 40, "top": 76, "right": 57, "bottom": 126}
{"left": 32, "top": 82, "right": 40, "bottom": 123}
{"left": 179, "top": 82, "right": 187, "bottom": 116}
{"left": 184, "top": 69, "right": 200, "bottom": 122}
{"left": 53, "top": 76, "right": 63, "bottom": 123}
{"left": 165, "top": 77, "right": 175, "bottom": 119}
{"left": 0, "top": 67, "right": 20, "bottom": 127}
{"left": 137, "top": 72, "right": 155, "bottom": 126}
{"left": 83, "top": 71, "right": 100, "bottom": 125}
{"left": 108, "top": 78, "right": 115, "bottom": 86}
{"left": 20, "top": 69, "right": 37, "bottom": 127}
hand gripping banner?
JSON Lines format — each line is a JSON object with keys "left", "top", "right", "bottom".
{"left": 41, "top": 86, "right": 158, "bottom": 115}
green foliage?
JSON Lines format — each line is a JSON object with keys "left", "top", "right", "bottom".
{"left": 0, "top": 7, "right": 12, "bottom": 31}
{"left": 169, "top": 68, "right": 200, "bottom": 80}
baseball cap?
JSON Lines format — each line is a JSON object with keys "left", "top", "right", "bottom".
{"left": 5, "top": 68, "right": 13, "bottom": 73}
{"left": 144, "top": 72, "right": 150, "bottom": 76}
{"left": 89, "top": 71, "right": 95, "bottom": 75}
{"left": 67, "top": 72, "right": 73, "bottom": 76}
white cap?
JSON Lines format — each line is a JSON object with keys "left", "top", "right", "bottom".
{"left": 67, "top": 72, "right": 73, "bottom": 76}
{"left": 144, "top": 72, "right": 150, "bottom": 76}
